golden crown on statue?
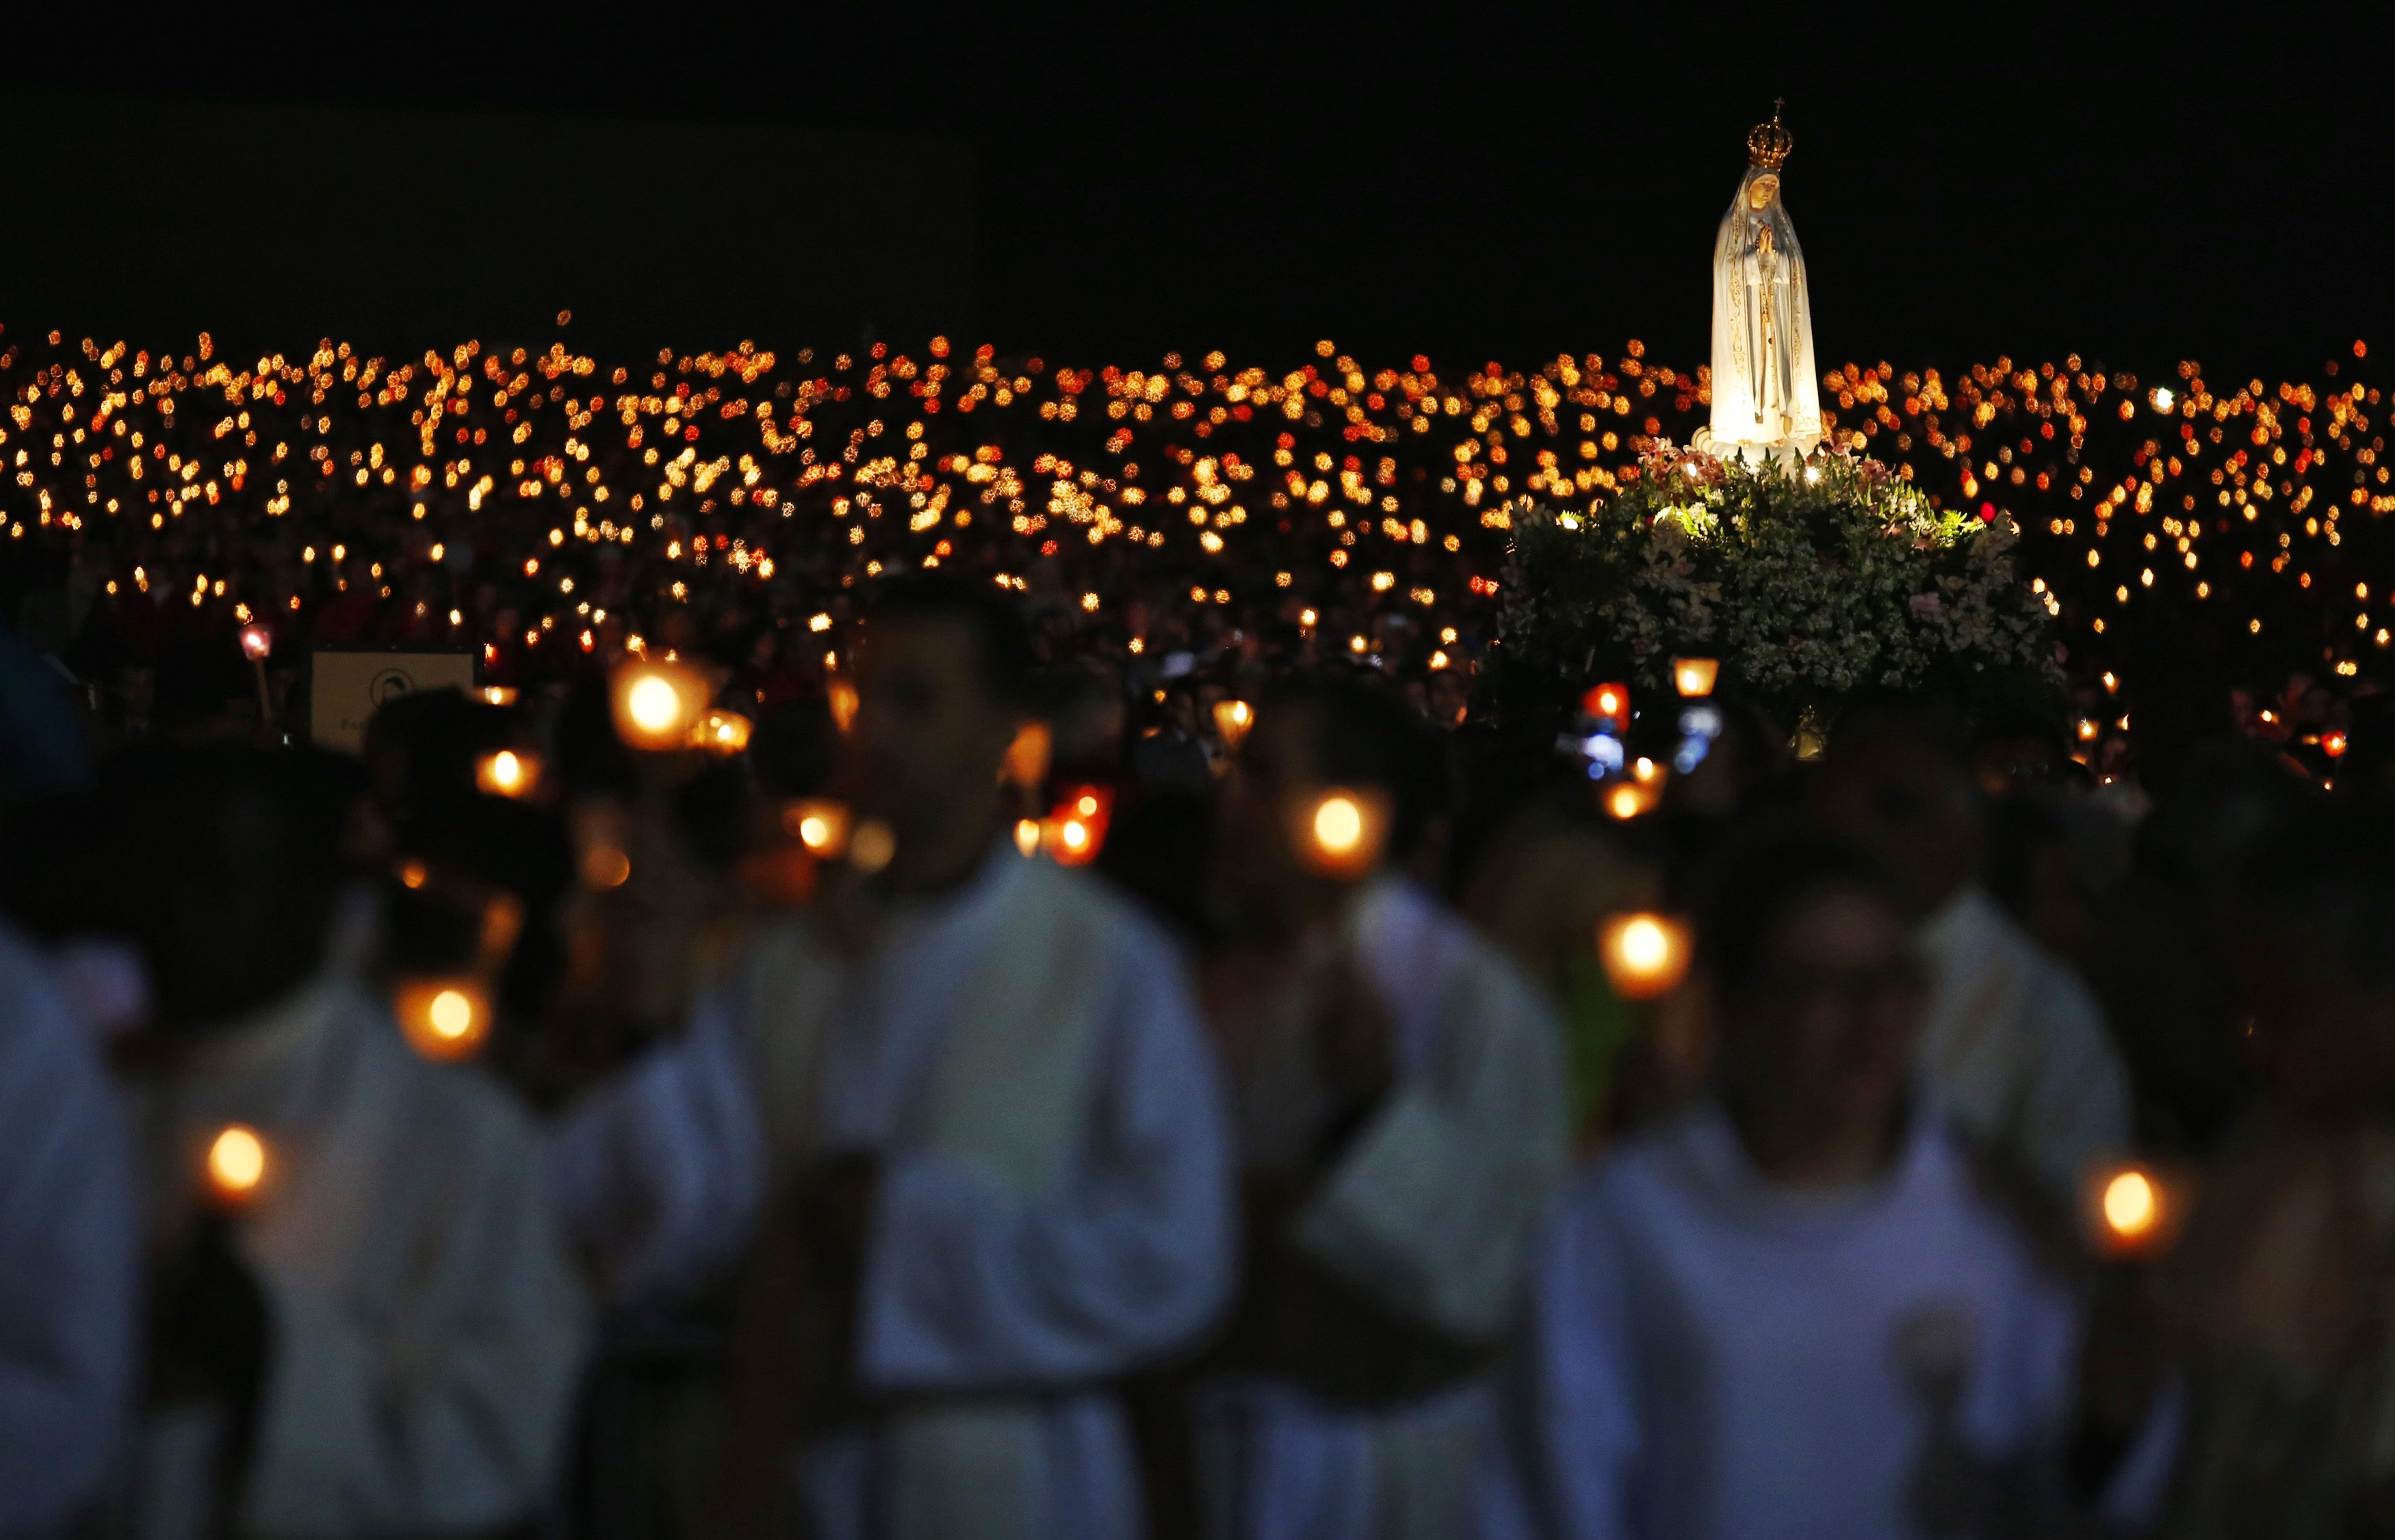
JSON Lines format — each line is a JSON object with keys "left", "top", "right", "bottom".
{"left": 1747, "top": 100, "right": 1793, "bottom": 170}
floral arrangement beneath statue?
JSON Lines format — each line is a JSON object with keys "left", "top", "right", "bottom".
{"left": 1492, "top": 443, "right": 2063, "bottom": 726}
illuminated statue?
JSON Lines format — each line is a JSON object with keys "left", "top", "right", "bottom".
{"left": 1694, "top": 103, "right": 1824, "bottom": 465}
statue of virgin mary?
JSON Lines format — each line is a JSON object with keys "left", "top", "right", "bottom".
{"left": 1692, "top": 105, "right": 1824, "bottom": 465}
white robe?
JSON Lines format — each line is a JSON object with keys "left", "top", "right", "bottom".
{"left": 549, "top": 846, "right": 1234, "bottom": 1540}
{"left": 129, "top": 978, "right": 592, "bottom": 1538}
{"left": 1915, "top": 888, "right": 2129, "bottom": 1209}
{"left": 1196, "top": 878, "right": 1570, "bottom": 1540}
{"left": 0, "top": 922, "right": 138, "bottom": 1536}
{"left": 1501, "top": 1100, "right": 2079, "bottom": 1540}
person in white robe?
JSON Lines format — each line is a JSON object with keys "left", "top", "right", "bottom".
{"left": 1194, "top": 681, "right": 1570, "bottom": 1540}
{"left": 0, "top": 919, "right": 138, "bottom": 1537}
{"left": 1814, "top": 698, "right": 2132, "bottom": 1217}
{"left": 549, "top": 574, "right": 1234, "bottom": 1540}
{"left": 1494, "top": 832, "right": 2104, "bottom": 1540}
{"left": 99, "top": 745, "right": 591, "bottom": 1539}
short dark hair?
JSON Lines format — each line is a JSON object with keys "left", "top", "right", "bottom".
{"left": 864, "top": 573, "right": 1037, "bottom": 706}
{"left": 1262, "top": 677, "right": 1446, "bottom": 859}
{"left": 1697, "top": 822, "right": 1908, "bottom": 1003}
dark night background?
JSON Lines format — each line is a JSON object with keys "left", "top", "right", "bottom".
{"left": 3, "top": 5, "right": 2390, "bottom": 380}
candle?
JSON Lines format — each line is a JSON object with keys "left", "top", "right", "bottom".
{"left": 1293, "top": 787, "right": 1390, "bottom": 881}
{"left": 612, "top": 661, "right": 706, "bottom": 751}
{"left": 480, "top": 686, "right": 519, "bottom": 707}
{"left": 1213, "top": 699, "right": 1256, "bottom": 751}
{"left": 782, "top": 798, "right": 853, "bottom": 859}
{"left": 1040, "top": 787, "right": 1112, "bottom": 866}
{"left": 1605, "top": 781, "right": 1659, "bottom": 820}
{"left": 238, "top": 623, "right": 273, "bottom": 662}
{"left": 2088, "top": 1162, "right": 2182, "bottom": 1257}
{"left": 205, "top": 1123, "right": 268, "bottom": 1209}
{"left": 827, "top": 679, "right": 861, "bottom": 735}
{"left": 474, "top": 749, "right": 541, "bottom": 798}
{"left": 1583, "top": 682, "right": 1630, "bottom": 733}
{"left": 1004, "top": 723, "right": 1053, "bottom": 789}
{"left": 1598, "top": 913, "right": 1692, "bottom": 1000}
{"left": 699, "top": 708, "right": 753, "bottom": 755}
{"left": 395, "top": 979, "right": 491, "bottom": 1062}
{"left": 1672, "top": 657, "right": 1720, "bottom": 697}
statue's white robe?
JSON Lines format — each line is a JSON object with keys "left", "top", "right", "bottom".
{"left": 129, "top": 979, "right": 592, "bottom": 1538}
{"left": 1195, "top": 879, "right": 1570, "bottom": 1540}
{"left": 1698, "top": 166, "right": 1824, "bottom": 465}
{"left": 1915, "top": 888, "right": 2130, "bottom": 1210}
{"left": 551, "top": 848, "right": 1234, "bottom": 1539}
{"left": 0, "top": 922, "right": 138, "bottom": 1536}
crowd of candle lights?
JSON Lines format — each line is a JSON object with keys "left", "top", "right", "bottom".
{"left": 5, "top": 321, "right": 2391, "bottom": 781}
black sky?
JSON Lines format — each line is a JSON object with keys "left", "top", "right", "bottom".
{"left": 5, "top": 4, "right": 2390, "bottom": 380}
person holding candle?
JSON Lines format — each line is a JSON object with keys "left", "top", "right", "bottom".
{"left": 547, "top": 574, "right": 1234, "bottom": 1540}
{"left": 96, "top": 745, "right": 592, "bottom": 1539}
{"left": 1192, "top": 679, "right": 1569, "bottom": 1540}
{"left": 1812, "top": 693, "right": 2131, "bottom": 1225}
{"left": 1491, "top": 828, "right": 2129, "bottom": 1540}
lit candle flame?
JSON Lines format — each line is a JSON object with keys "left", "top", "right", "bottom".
{"left": 1293, "top": 787, "right": 1388, "bottom": 880}
{"left": 238, "top": 623, "right": 273, "bottom": 661}
{"left": 206, "top": 1123, "right": 268, "bottom": 1206}
{"left": 783, "top": 798, "right": 852, "bottom": 858}
{"left": 1213, "top": 699, "right": 1256, "bottom": 751}
{"left": 1671, "top": 657, "right": 1718, "bottom": 697}
{"left": 1598, "top": 912, "right": 1692, "bottom": 999}
{"left": 396, "top": 980, "right": 491, "bottom": 1061}
{"left": 612, "top": 662, "right": 705, "bottom": 751}
{"left": 475, "top": 749, "right": 539, "bottom": 798}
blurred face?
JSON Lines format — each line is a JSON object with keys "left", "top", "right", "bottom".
{"left": 1813, "top": 742, "right": 1980, "bottom": 917}
{"left": 1720, "top": 885, "right": 1925, "bottom": 1162}
{"left": 849, "top": 616, "right": 1015, "bottom": 840}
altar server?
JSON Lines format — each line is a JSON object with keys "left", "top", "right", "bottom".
{"left": 0, "top": 918, "right": 138, "bottom": 1537}
{"left": 1815, "top": 694, "right": 2130, "bottom": 1214}
{"left": 1497, "top": 831, "right": 2085, "bottom": 1540}
{"left": 550, "top": 575, "right": 1234, "bottom": 1539}
{"left": 108, "top": 746, "right": 591, "bottom": 1538}
{"left": 1193, "top": 680, "right": 1570, "bottom": 1540}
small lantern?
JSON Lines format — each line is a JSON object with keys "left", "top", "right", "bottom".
{"left": 238, "top": 623, "right": 274, "bottom": 662}
{"left": 1582, "top": 683, "right": 1631, "bottom": 733}
{"left": 1672, "top": 657, "right": 1719, "bottom": 698}
{"left": 2086, "top": 1162, "right": 2186, "bottom": 1260}
{"left": 1598, "top": 913, "right": 1692, "bottom": 1000}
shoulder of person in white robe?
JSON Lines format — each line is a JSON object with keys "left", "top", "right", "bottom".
{"left": 1629, "top": 1086, "right": 1969, "bottom": 1230}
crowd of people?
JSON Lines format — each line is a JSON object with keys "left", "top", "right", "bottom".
{"left": 3, "top": 317, "right": 2395, "bottom": 1539}
{"left": 0, "top": 557, "right": 2391, "bottom": 1539}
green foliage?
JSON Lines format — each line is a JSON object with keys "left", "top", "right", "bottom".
{"left": 1492, "top": 446, "right": 2062, "bottom": 726}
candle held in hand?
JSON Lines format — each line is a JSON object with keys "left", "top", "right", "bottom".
{"left": 206, "top": 1123, "right": 268, "bottom": 1208}
{"left": 1598, "top": 912, "right": 1692, "bottom": 1000}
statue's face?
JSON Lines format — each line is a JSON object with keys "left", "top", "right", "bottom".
{"left": 1746, "top": 174, "right": 1780, "bottom": 210}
